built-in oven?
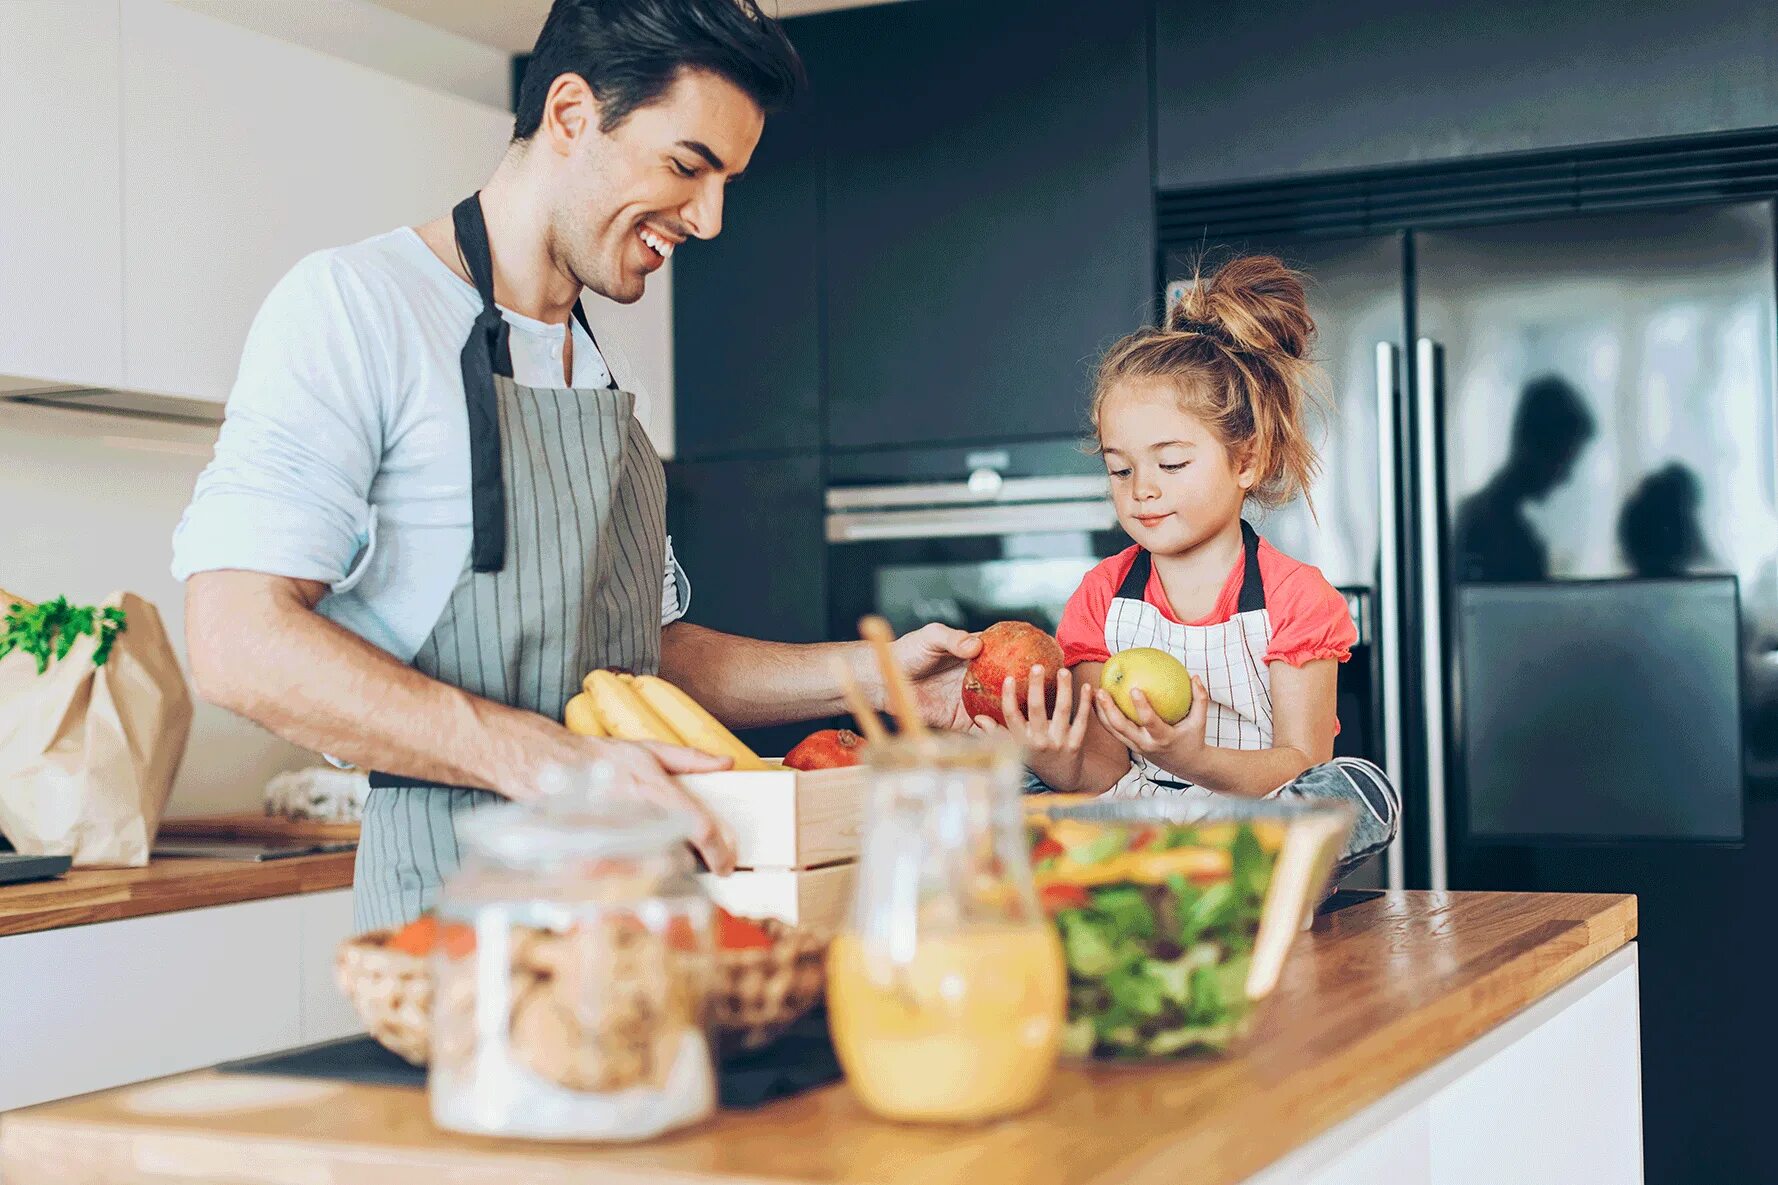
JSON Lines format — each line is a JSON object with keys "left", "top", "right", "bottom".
{"left": 824, "top": 439, "right": 1381, "bottom": 770}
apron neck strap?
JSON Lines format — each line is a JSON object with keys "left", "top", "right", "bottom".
{"left": 454, "top": 192, "right": 508, "bottom": 572}
{"left": 452, "top": 193, "right": 512, "bottom": 379}
{"left": 453, "top": 192, "right": 618, "bottom": 391}
{"left": 1235, "top": 519, "right": 1266, "bottom": 613}
{"left": 1112, "top": 520, "right": 1268, "bottom": 612}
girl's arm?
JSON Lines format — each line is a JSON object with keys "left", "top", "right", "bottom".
{"left": 974, "top": 662, "right": 1133, "bottom": 794}
{"left": 1091, "top": 659, "right": 1339, "bottom": 798}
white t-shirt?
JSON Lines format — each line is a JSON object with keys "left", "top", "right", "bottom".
{"left": 171, "top": 227, "right": 690, "bottom": 665}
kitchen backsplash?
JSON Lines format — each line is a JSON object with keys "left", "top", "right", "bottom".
{"left": 0, "top": 401, "right": 317, "bottom": 816}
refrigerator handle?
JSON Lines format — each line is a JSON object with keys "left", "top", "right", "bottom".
{"left": 1414, "top": 338, "right": 1451, "bottom": 892}
{"left": 1374, "top": 342, "right": 1407, "bottom": 891}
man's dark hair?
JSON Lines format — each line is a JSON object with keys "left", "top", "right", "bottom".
{"left": 514, "top": 0, "right": 804, "bottom": 139}
{"left": 1510, "top": 374, "right": 1596, "bottom": 455}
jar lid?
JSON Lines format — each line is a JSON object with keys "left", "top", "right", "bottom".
{"left": 456, "top": 763, "right": 698, "bottom": 866}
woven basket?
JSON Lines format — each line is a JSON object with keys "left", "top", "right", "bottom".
{"left": 334, "top": 931, "right": 432, "bottom": 1066}
{"left": 710, "top": 918, "right": 830, "bottom": 1055}
{"left": 336, "top": 918, "right": 829, "bottom": 1066}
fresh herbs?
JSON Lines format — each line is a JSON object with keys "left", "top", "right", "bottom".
{"left": 0, "top": 597, "right": 128, "bottom": 674}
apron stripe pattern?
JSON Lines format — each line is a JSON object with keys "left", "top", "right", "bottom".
{"left": 1104, "top": 520, "right": 1276, "bottom": 798}
{"left": 353, "top": 193, "right": 670, "bottom": 931}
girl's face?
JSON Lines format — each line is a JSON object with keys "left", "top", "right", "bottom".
{"left": 1097, "top": 378, "right": 1255, "bottom": 555}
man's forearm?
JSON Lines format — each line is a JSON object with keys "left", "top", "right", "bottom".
{"left": 658, "top": 622, "right": 872, "bottom": 729}
{"left": 186, "top": 572, "right": 574, "bottom": 795}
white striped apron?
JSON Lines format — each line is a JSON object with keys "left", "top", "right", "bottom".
{"left": 352, "top": 193, "right": 669, "bottom": 930}
{"left": 1103, "top": 520, "right": 1275, "bottom": 798}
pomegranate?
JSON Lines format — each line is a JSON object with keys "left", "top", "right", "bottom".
{"left": 962, "top": 621, "right": 1065, "bottom": 725}
{"left": 783, "top": 728, "right": 867, "bottom": 770}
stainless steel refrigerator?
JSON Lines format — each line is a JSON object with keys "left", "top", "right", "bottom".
{"left": 1174, "top": 200, "right": 1778, "bottom": 1183}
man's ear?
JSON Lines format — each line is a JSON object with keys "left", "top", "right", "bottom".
{"left": 541, "top": 72, "right": 601, "bottom": 154}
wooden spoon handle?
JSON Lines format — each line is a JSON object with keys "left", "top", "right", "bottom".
{"left": 858, "top": 616, "right": 929, "bottom": 740}
{"left": 0, "top": 588, "right": 33, "bottom": 613}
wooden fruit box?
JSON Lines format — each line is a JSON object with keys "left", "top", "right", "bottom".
{"left": 676, "top": 763, "right": 866, "bottom": 872}
{"left": 697, "top": 863, "right": 856, "bottom": 936}
{"left": 679, "top": 763, "right": 865, "bottom": 936}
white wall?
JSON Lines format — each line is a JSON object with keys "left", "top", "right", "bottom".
{"left": 0, "top": 402, "right": 319, "bottom": 817}
{"left": 170, "top": 0, "right": 513, "bottom": 109}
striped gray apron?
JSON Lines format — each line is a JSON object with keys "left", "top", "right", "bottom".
{"left": 352, "top": 192, "right": 669, "bottom": 931}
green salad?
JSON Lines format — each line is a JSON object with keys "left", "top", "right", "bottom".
{"left": 1028, "top": 815, "right": 1280, "bottom": 1057}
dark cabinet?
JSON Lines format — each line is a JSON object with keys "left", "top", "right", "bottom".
{"left": 819, "top": 0, "right": 1153, "bottom": 450}
{"left": 669, "top": 18, "right": 840, "bottom": 459}
{"left": 665, "top": 453, "right": 826, "bottom": 642}
{"left": 665, "top": 453, "right": 828, "bottom": 755}
{"left": 1155, "top": 0, "right": 1778, "bottom": 189}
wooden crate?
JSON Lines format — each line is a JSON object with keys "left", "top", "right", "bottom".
{"left": 696, "top": 863, "right": 855, "bottom": 935}
{"left": 677, "top": 765, "right": 866, "bottom": 871}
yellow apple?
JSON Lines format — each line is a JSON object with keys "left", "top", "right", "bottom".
{"left": 1101, "top": 648, "right": 1193, "bottom": 724}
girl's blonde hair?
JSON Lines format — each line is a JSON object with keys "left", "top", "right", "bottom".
{"left": 1091, "top": 254, "right": 1325, "bottom": 510}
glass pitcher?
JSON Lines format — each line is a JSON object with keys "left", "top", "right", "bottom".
{"left": 826, "top": 732, "right": 1065, "bottom": 1124}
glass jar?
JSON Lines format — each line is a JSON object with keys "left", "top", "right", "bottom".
{"left": 826, "top": 732, "right": 1066, "bottom": 1124}
{"left": 429, "top": 767, "right": 717, "bottom": 1142}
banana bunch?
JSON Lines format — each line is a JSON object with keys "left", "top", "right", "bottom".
{"left": 564, "top": 671, "right": 768, "bottom": 771}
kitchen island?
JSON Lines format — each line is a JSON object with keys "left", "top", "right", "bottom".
{"left": 0, "top": 890, "right": 1640, "bottom": 1185}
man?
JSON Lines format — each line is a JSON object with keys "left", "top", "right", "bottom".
{"left": 1453, "top": 374, "right": 1596, "bottom": 583}
{"left": 172, "top": 0, "right": 978, "bottom": 929}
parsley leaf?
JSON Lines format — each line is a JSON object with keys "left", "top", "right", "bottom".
{"left": 0, "top": 597, "right": 129, "bottom": 674}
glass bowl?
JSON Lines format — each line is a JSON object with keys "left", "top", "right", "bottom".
{"left": 1024, "top": 794, "right": 1353, "bottom": 1059}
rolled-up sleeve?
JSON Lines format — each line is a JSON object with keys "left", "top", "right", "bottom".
{"left": 172, "top": 253, "right": 387, "bottom": 586}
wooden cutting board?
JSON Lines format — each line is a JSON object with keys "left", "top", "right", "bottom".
{"left": 157, "top": 813, "right": 360, "bottom": 843}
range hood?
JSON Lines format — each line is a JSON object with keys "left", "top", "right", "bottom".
{"left": 0, "top": 381, "right": 226, "bottom": 427}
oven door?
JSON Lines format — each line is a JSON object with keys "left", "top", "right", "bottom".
{"left": 826, "top": 475, "right": 1129, "bottom": 638}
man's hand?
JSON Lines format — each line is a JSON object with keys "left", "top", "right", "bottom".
{"left": 582, "top": 739, "right": 738, "bottom": 875}
{"left": 890, "top": 623, "right": 982, "bottom": 731}
{"left": 1092, "top": 678, "right": 1211, "bottom": 786}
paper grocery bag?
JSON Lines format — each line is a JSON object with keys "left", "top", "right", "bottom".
{"left": 0, "top": 591, "right": 193, "bottom": 866}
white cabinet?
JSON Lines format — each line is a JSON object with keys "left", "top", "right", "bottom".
{"left": 120, "top": 0, "right": 513, "bottom": 403}
{"left": 298, "top": 889, "right": 365, "bottom": 1044}
{"left": 0, "top": 1, "right": 126, "bottom": 391}
{"left": 0, "top": 889, "right": 361, "bottom": 1114}
{"left": 1245, "top": 946, "right": 1643, "bottom": 1185}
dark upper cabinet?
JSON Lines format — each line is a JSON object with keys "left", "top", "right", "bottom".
{"left": 669, "top": 18, "right": 841, "bottom": 459}
{"left": 820, "top": 0, "right": 1153, "bottom": 451}
{"left": 665, "top": 452, "right": 828, "bottom": 757}
{"left": 665, "top": 453, "right": 826, "bottom": 643}
{"left": 1155, "top": 0, "right": 1778, "bottom": 189}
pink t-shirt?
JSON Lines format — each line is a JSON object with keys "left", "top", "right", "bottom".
{"left": 1057, "top": 540, "right": 1357, "bottom": 670}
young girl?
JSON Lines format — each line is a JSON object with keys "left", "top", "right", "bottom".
{"left": 981, "top": 255, "right": 1356, "bottom": 799}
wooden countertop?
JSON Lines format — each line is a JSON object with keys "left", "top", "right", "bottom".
{"left": 0, "top": 890, "right": 1635, "bottom": 1185}
{"left": 0, "top": 851, "right": 356, "bottom": 938}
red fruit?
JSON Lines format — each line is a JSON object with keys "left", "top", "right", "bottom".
{"left": 717, "top": 909, "right": 775, "bottom": 950}
{"left": 1038, "top": 883, "right": 1091, "bottom": 913}
{"left": 962, "top": 621, "right": 1065, "bottom": 725}
{"left": 783, "top": 728, "right": 866, "bottom": 771}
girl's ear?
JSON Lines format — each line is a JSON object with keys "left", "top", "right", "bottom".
{"left": 1234, "top": 444, "right": 1260, "bottom": 492}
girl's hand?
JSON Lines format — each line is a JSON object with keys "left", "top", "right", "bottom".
{"left": 974, "top": 665, "right": 1094, "bottom": 785}
{"left": 1092, "top": 677, "right": 1211, "bottom": 784}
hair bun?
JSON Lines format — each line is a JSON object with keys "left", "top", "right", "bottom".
{"left": 1166, "top": 255, "right": 1313, "bottom": 361}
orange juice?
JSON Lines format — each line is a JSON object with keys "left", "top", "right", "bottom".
{"left": 826, "top": 926, "right": 1066, "bottom": 1123}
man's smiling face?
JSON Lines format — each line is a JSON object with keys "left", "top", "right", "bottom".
{"left": 551, "top": 68, "right": 764, "bottom": 304}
